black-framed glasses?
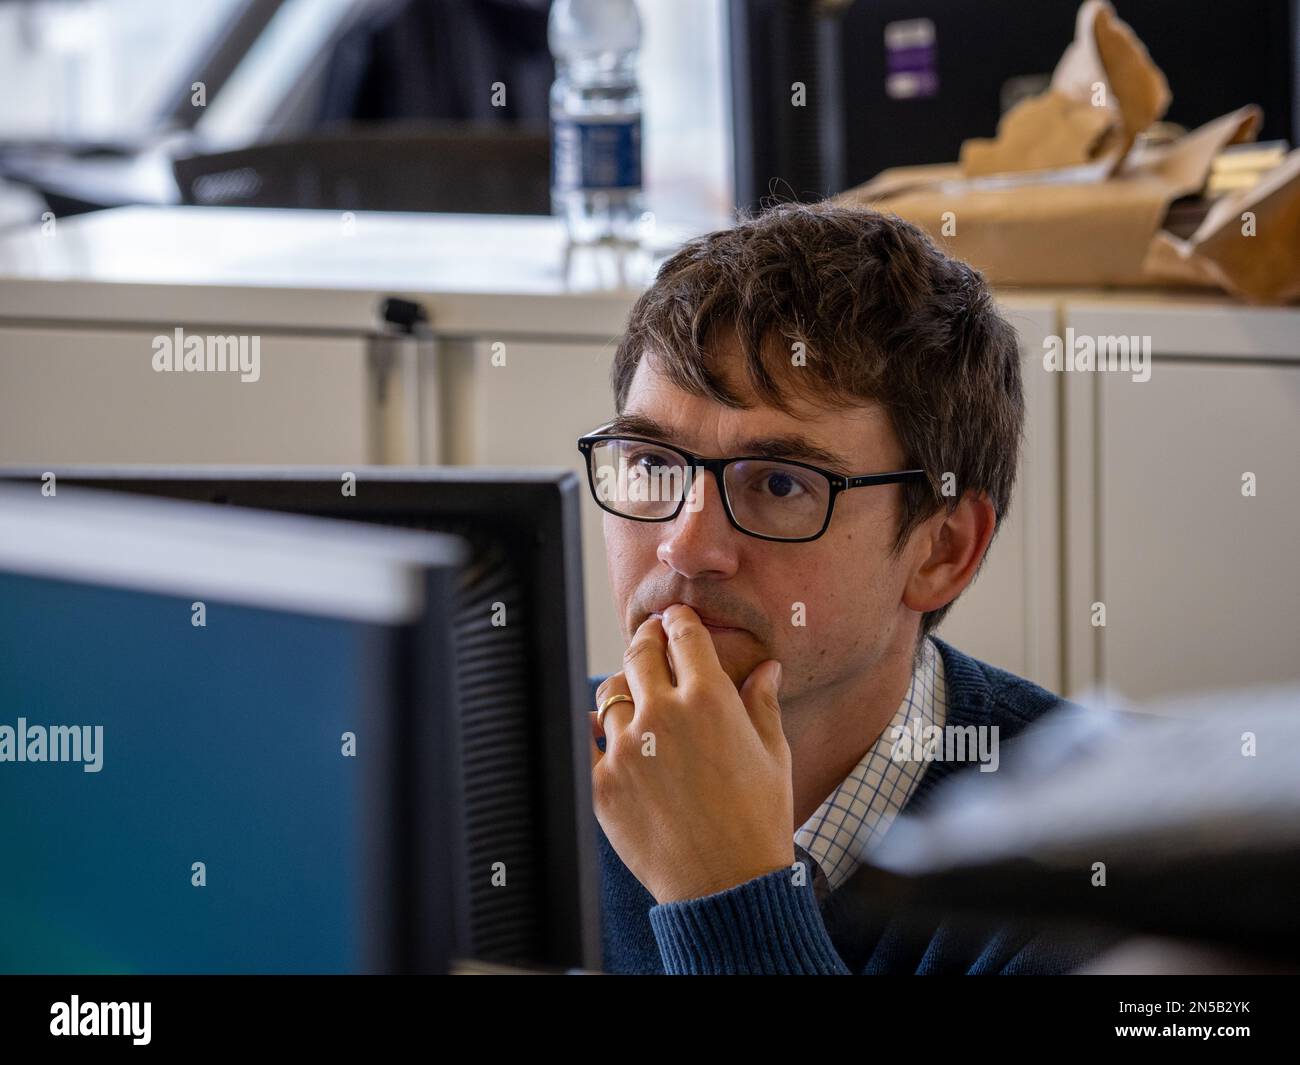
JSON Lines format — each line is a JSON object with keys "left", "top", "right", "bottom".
{"left": 577, "top": 426, "right": 928, "bottom": 543}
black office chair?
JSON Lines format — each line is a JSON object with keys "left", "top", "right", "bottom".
{"left": 173, "top": 121, "right": 551, "bottom": 214}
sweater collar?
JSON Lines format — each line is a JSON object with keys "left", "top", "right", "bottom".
{"left": 904, "top": 635, "right": 995, "bottom": 814}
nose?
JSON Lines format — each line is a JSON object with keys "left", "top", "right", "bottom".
{"left": 656, "top": 468, "right": 742, "bottom": 579}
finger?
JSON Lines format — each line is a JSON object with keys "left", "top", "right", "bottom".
{"left": 621, "top": 615, "right": 674, "bottom": 709}
{"left": 589, "top": 711, "right": 603, "bottom": 769}
{"left": 659, "top": 603, "right": 725, "bottom": 692}
{"left": 595, "top": 672, "right": 636, "bottom": 751}
{"left": 595, "top": 672, "right": 635, "bottom": 728}
{"left": 739, "top": 660, "right": 786, "bottom": 751}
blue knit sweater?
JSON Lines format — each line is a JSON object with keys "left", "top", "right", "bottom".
{"left": 589, "top": 636, "right": 1117, "bottom": 974}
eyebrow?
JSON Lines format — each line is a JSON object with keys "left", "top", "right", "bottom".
{"left": 603, "top": 411, "right": 857, "bottom": 475}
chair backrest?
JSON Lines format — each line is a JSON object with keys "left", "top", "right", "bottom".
{"left": 174, "top": 122, "right": 551, "bottom": 214}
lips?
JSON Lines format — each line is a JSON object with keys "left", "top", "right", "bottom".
{"left": 648, "top": 607, "right": 746, "bottom": 633}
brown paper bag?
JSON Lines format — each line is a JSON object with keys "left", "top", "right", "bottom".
{"left": 833, "top": 0, "right": 1300, "bottom": 303}
{"left": 961, "top": 0, "right": 1170, "bottom": 178}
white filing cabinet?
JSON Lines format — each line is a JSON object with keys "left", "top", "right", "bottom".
{"left": 1062, "top": 295, "right": 1300, "bottom": 700}
{"left": 0, "top": 325, "right": 372, "bottom": 465}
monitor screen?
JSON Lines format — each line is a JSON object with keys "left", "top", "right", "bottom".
{"left": 0, "top": 485, "right": 464, "bottom": 974}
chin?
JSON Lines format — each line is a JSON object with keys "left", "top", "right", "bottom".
{"left": 711, "top": 642, "right": 765, "bottom": 690}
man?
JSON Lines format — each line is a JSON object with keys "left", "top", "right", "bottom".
{"left": 579, "top": 202, "right": 1108, "bottom": 974}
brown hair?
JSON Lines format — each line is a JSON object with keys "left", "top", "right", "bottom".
{"left": 611, "top": 200, "right": 1024, "bottom": 636}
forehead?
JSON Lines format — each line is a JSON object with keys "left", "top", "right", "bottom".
{"left": 620, "top": 351, "right": 900, "bottom": 470}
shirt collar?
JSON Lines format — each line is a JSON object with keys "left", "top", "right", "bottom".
{"left": 794, "top": 635, "right": 948, "bottom": 892}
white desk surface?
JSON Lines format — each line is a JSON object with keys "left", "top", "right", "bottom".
{"left": 0, "top": 207, "right": 680, "bottom": 336}
{"left": 0, "top": 206, "right": 1293, "bottom": 349}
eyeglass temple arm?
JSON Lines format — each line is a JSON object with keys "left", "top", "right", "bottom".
{"left": 847, "top": 470, "right": 927, "bottom": 488}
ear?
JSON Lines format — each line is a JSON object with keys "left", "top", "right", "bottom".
{"left": 902, "top": 490, "right": 997, "bottom": 616}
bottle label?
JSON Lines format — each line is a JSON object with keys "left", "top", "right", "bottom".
{"left": 552, "top": 116, "right": 642, "bottom": 192}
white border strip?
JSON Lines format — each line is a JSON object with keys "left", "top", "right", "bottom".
{"left": 0, "top": 486, "right": 454, "bottom": 624}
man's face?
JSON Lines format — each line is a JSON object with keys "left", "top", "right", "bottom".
{"left": 604, "top": 348, "right": 921, "bottom": 705}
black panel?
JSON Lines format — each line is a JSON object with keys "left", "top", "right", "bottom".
{"left": 731, "top": 0, "right": 1298, "bottom": 210}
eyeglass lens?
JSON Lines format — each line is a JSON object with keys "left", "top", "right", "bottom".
{"left": 588, "top": 438, "right": 831, "bottom": 539}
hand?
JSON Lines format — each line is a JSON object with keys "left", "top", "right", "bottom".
{"left": 590, "top": 603, "right": 795, "bottom": 904}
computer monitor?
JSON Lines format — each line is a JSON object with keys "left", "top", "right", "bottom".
{"left": 0, "top": 466, "right": 600, "bottom": 972}
{"left": 0, "top": 483, "right": 466, "bottom": 974}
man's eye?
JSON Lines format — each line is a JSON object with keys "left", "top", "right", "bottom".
{"left": 626, "top": 448, "right": 675, "bottom": 471}
{"left": 752, "top": 468, "right": 807, "bottom": 498}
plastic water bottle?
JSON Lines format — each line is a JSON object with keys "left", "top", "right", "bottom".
{"left": 549, "top": 0, "right": 645, "bottom": 245}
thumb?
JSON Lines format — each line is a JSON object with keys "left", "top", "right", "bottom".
{"left": 740, "top": 659, "right": 785, "bottom": 749}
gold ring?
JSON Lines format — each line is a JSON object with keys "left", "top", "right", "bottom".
{"left": 596, "top": 692, "right": 634, "bottom": 730}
